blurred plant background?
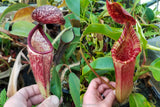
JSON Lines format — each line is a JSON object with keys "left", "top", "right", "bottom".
{"left": 0, "top": 0, "right": 160, "bottom": 107}
{"left": 0, "top": 0, "right": 80, "bottom": 107}
{"left": 80, "top": 0, "right": 160, "bottom": 107}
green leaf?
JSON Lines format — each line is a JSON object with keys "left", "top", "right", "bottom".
{"left": 110, "top": 27, "right": 123, "bottom": 32}
{"left": 145, "top": 7, "right": 154, "bottom": 21}
{"left": 0, "top": 89, "right": 7, "bottom": 107}
{"left": 46, "top": 33, "right": 53, "bottom": 43}
{"left": 0, "top": 3, "right": 29, "bottom": 22}
{"left": 141, "top": 24, "right": 159, "bottom": 29}
{"left": 64, "top": 14, "right": 79, "bottom": 28}
{"left": 65, "top": 36, "right": 80, "bottom": 60}
{"left": 135, "top": 53, "right": 141, "bottom": 68}
{"left": 64, "top": 13, "right": 80, "bottom": 36}
{"left": 73, "top": 28, "right": 80, "bottom": 36}
{"left": 80, "top": 94, "right": 84, "bottom": 107}
{"left": 66, "top": 0, "right": 80, "bottom": 16}
{"left": 129, "top": 93, "right": 151, "bottom": 107}
{"left": 0, "top": 33, "right": 13, "bottom": 41}
{"left": 87, "top": 70, "right": 114, "bottom": 83}
{"left": 144, "top": 31, "right": 160, "bottom": 37}
{"left": 61, "top": 29, "right": 74, "bottom": 43}
{"left": 83, "top": 24, "right": 121, "bottom": 41}
{"left": 82, "top": 56, "right": 114, "bottom": 75}
{"left": 149, "top": 58, "right": 160, "bottom": 81}
{"left": 90, "top": 13, "right": 98, "bottom": 24}
{"left": 136, "top": 20, "right": 147, "bottom": 49}
{"left": 80, "top": 0, "right": 89, "bottom": 17}
{"left": 10, "top": 21, "right": 35, "bottom": 37}
{"left": 69, "top": 73, "right": 80, "bottom": 107}
{"left": 50, "top": 67, "right": 62, "bottom": 99}
{"left": 4, "top": 22, "right": 10, "bottom": 30}
{"left": 80, "top": 0, "right": 89, "bottom": 11}
{"left": 55, "top": 64, "right": 63, "bottom": 72}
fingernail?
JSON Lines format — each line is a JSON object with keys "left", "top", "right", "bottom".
{"left": 113, "top": 90, "right": 115, "bottom": 95}
{"left": 51, "top": 96, "right": 59, "bottom": 106}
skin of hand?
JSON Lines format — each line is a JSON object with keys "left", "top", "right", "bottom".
{"left": 4, "top": 85, "right": 60, "bottom": 107}
{"left": 83, "top": 77, "right": 116, "bottom": 107}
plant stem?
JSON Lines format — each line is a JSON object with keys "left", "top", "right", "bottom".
{"left": 52, "top": 27, "right": 72, "bottom": 46}
{"left": 80, "top": 34, "right": 115, "bottom": 90}
{"left": 0, "top": 28, "right": 18, "bottom": 39}
{"left": 134, "top": 69, "right": 140, "bottom": 82}
{"left": 0, "top": 55, "right": 29, "bottom": 64}
{"left": 0, "top": 59, "right": 10, "bottom": 69}
{"left": 62, "top": 64, "right": 72, "bottom": 73}
{"left": 146, "top": 44, "right": 160, "bottom": 51}
{"left": 138, "top": 70, "right": 149, "bottom": 76}
{"left": 141, "top": 65, "right": 150, "bottom": 68}
{"left": 134, "top": 70, "right": 149, "bottom": 81}
{"left": 60, "top": 62, "right": 80, "bottom": 81}
{"left": 142, "top": 49, "right": 146, "bottom": 65}
{"left": 0, "top": 28, "right": 26, "bottom": 47}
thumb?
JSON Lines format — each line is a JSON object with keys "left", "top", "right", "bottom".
{"left": 38, "top": 95, "right": 59, "bottom": 107}
{"left": 103, "top": 90, "right": 116, "bottom": 107}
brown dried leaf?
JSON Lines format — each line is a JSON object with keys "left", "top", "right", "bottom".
{"left": 12, "top": 6, "right": 35, "bottom": 23}
{"left": 7, "top": 49, "right": 28, "bottom": 97}
{"left": 139, "top": 72, "right": 152, "bottom": 87}
{"left": 139, "top": 72, "right": 151, "bottom": 79}
{"left": 69, "top": 19, "right": 80, "bottom": 28}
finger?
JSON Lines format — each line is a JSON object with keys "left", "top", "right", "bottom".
{"left": 60, "top": 97, "right": 63, "bottom": 104}
{"left": 84, "top": 77, "right": 110, "bottom": 102}
{"left": 37, "top": 95, "right": 59, "bottom": 107}
{"left": 4, "top": 85, "right": 42, "bottom": 107}
{"left": 98, "top": 81, "right": 116, "bottom": 94}
{"left": 4, "top": 96, "right": 27, "bottom": 107}
{"left": 103, "top": 89, "right": 112, "bottom": 97}
{"left": 27, "top": 94, "right": 44, "bottom": 106}
{"left": 17, "top": 84, "right": 40, "bottom": 100}
{"left": 98, "top": 84, "right": 110, "bottom": 94}
{"left": 103, "top": 90, "right": 116, "bottom": 106}
{"left": 110, "top": 82, "right": 116, "bottom": 87}
{"left": 87, "top": 77, "right": 109, "bottom": 92}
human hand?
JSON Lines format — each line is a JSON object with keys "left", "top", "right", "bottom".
{"left": 83, "top": 77, "right": 116, "bottom": 107}
{"left": 4, "top": 84, "right": 60, "bottom": 107}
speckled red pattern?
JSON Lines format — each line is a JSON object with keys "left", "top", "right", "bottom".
{"left": 27, "top": 24, "right": 53, "bottom": 54}
{"left": 31, "top": 29, "right": 51, "bottom": 52}
{"left": 27, "top": 5, "right": 65, "bottom": 99}
{"left": 32, "top": 5, "right": 65, "bottom": 25}
{"left": 111, "top": 23, "right": 141, "bottom": 102}
{"left": 27, "top": 24, "right": 53, "bottom": 98}
{"left": 106, "top": 0, "right": 136, "bottom": 25}
{"left": 28, "top": 47, "right": 53, "bottom": 98}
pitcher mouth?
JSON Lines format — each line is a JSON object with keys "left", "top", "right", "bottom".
{"left": 27, "top": 24, "right": 53, "bottom": 55}
{"left": 111, "top": 23, "right": 141, "bottom": 64}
